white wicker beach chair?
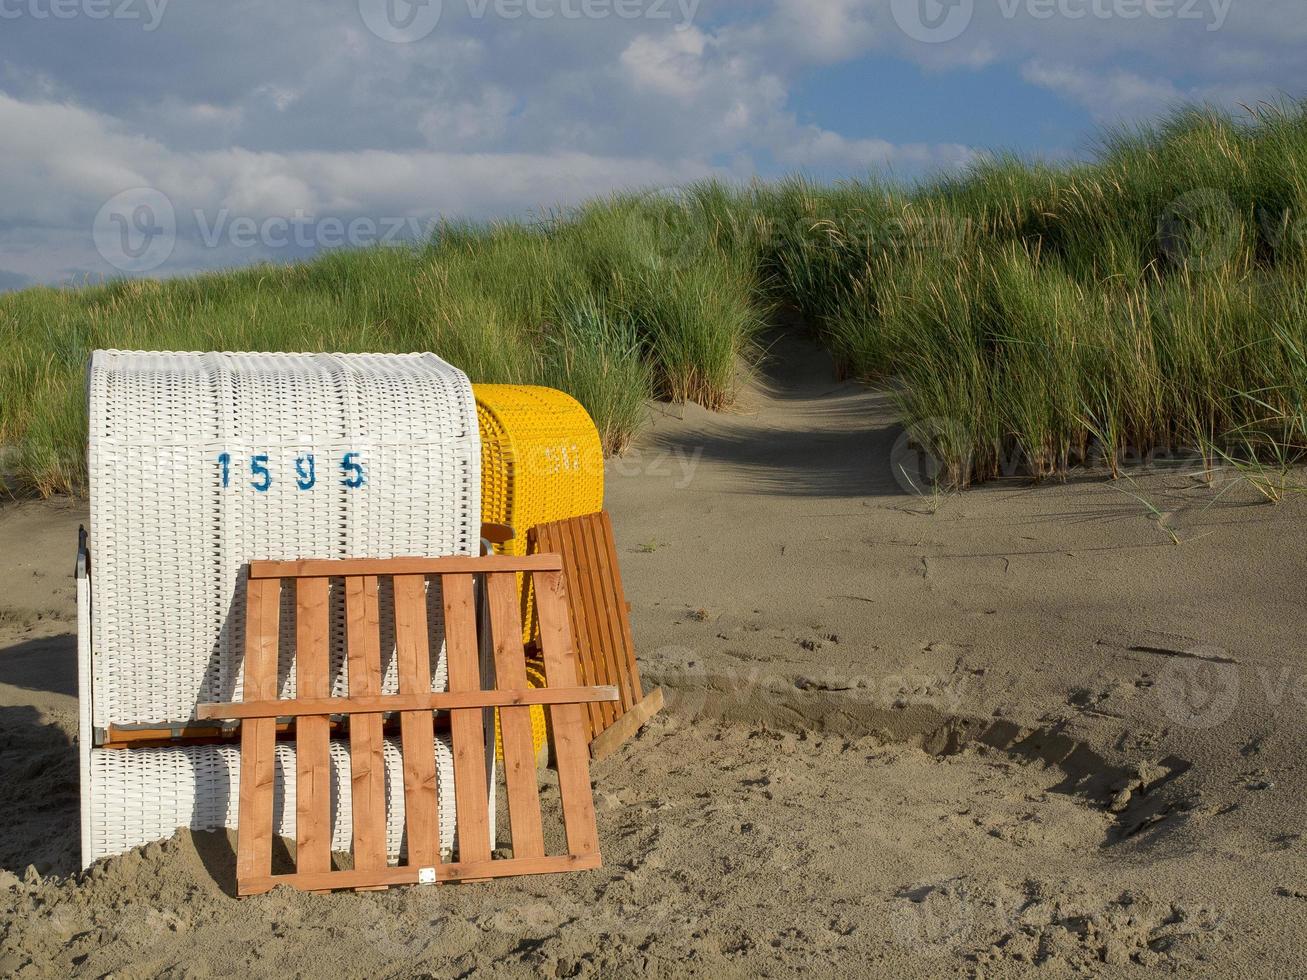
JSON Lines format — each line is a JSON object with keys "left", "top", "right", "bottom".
{"left": 80, "top": 351, "right": 486, "bottom": 867}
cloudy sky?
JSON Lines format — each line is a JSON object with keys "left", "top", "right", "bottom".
{"left": 1, "top": 0, "right": 1304, "bottom": 289}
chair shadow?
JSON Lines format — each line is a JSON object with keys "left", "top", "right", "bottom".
{"left": 0, "top": 704, "right": 79, "bottom": 876}
{"left": 0, "top": 632, "right": 77, "bottom": 697}
{"left": 0, "top": 631, "right": 79, "bottom": 876}
{"left": 189, "top": 828, "right": 296, "bottom": 897}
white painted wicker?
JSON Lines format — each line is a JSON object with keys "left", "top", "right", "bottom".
{"left": 85, "top": 736, "right": 471, "bottom": 862}
{"left": 86, "top": 350, "right": 480, "bottom": 729}
{"left": 79, "top": 555, "right": 499, "bottom": 866}
{"left": 81, "top": 350, "right": 486, "bottom": 868}
{"left": 76, "top": 531, "right": 93, "bottom": 866}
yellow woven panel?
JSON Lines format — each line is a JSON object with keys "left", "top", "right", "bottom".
{"left": 494, "top": 660, "right": 549, "bottom": 762}
{"left": 474, "top": 384, "right": 604, "bottom": 640}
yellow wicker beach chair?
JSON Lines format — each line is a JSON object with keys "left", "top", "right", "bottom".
{"left": 475, "top": 384, "right": 605, "bottom": 638}
{"left": 474, "top": 384, "right": 605, "bottom": 762}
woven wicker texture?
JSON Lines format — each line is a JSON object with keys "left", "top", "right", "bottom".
{"left": 475, "top": 385, "right": 601, "bottom": 760}
{"left": 87, "top": 351, "right": 480, "bottom": 730}
{"left": 473, "top": 384, "right": 603, "bottom": 639}
{"left": 85, "top": 736, "right": 474, "bottom": 865}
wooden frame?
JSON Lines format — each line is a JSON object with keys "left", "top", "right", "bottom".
{"left": 200, "top": 554, "right": 617, "bottom": 895}
{"left": 529, "top": 511, "right": 663, "bottom": 761}
{"left": 98, "top": 533, "right": 518, "bottom": 749}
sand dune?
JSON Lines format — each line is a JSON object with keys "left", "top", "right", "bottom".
{"left": 3, "top": 335, "right": 1305, "bottom": 976}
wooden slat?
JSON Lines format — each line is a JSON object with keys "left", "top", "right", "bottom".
{"left": 532, "top": 526, "right": 577, "bottom": 725}
{"left": 344, "top": 575, "right": 387, "bottom": 874}
{"left": 393, "top": 574, "right": 439, "bottom": 869}
{"left": 560, "top": 516, "right": 620, "bottom": 729}
{"left": 533, "top": 569, "right": 601, "bottom": 859}
{"left": 596, "top": 511, "right": 644, "bottom": 706}
{"left": 198, "top": 686, "right": 619, "bottom": 720}
{"left": 239, "top": 852, "right": 602, "bottom": 896}
{"left": 442, "top": 573, "right": 492, "bottom": 864}
{"left": 101, "top": 723, "right": 228, "bottom": 747}
{"left": 251, "top": 554, "right": 561, "bottom": 580}
{"left": 230, "top": 553, "right": 613, "bottom": 895}
{"left": 531, "top": 511, "right": 659, "bottom": 756}
{"left": 574, "top": 513, "right": 633, "bottom": 718}
{"left": 486, "top": 572, "right": 545, "bottom": 860}
{"left": 236, "top": 577, "right": 280, "bottom": 889}
{"left": 534, "top": 523, "right": 603, "bottom": 738}
{"left": 294, "top": 576, "right": 332, "bottom": 878}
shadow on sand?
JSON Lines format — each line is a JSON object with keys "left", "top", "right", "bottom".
{"left": 0, "top": 632, "right": 77, "bottom": 698}
{"left": 0, "top": 704, "right": 79, "bottom": 876}
{"left": 642, "top": 330, "right": 909, "bottom": 499}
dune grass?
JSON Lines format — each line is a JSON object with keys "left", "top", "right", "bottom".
{"left": 0, "top": 198, "right": 764, "bottom": 494}
{"left": 747, "top": 101, "right": 1307, "bottom": 488}
{"left": 4, "top": 100, "right": 1307, "bottom": 495}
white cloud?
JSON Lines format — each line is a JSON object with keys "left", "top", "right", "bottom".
{"left": 735, "top": 0, "right": 1306, "bottom": 117}
{"left": 0, "top": 94, "right": 165, "bottom": 227}
{"left": 3, "top": 0, "right": 1302, "bottom": 288}
{"left": 1021, "top": 60, "right": 1184, "bottom": 122}
{"left": 0, "top": 92, "right": 718, "bottom": 282}
{"left": 419, "top": 87, "right": 517, "bottom": 149}
{"left": 769, "top": 0, "right": 879, "bottom": 63}
{"left": 253, "top": 85, "right": 301, "bottom": 113}
{"left": 777, "top": 125, "right": 976, "bottom": 173}
{"left": 619, "top": 27, "right": 710, "bottom": 100}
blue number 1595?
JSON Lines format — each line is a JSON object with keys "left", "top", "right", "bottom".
{"left": 217, "top": 452, "right": 366, "bottom": 491}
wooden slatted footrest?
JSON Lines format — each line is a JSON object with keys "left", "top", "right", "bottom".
{"left": 529, "top": 511, "right": 663, "bottom": 760}
{"left": 199, "top": 554, "right": 617, "bottom": 896}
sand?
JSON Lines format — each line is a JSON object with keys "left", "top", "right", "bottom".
{"left": 3, "top": 332, "right": 1306, "bottom": 977}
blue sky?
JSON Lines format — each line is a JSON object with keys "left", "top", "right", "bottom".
{"left": 1, "top": 0, "right": 1303, "bottom": 288}
{"left": 790, "top": 58, "right": 1085, "bottom": 156}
